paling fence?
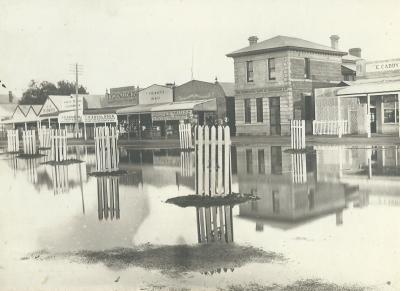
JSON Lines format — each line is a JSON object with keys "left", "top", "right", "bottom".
{"left": 196, "top": 205, "right": 233, "bottom": 243}
{"left": 51, "top": 165, "right": 69, "bottom": 194}
{"left": 179, "top": 123, "right": 193, "bottom": 149}
{"left": 97, "top": 176, "right": 120, "bottom": 221}
{"left": 313, "top": 120, "right": 349, "bottom": 137}
{"left": 38, "top": 128, "right": 52, "bottom": 148}
{"left": 291, "top": 153, "right": 307, "bottom": 184}
{"left": 94, "top": 126, "right": 119, "bottom": 172}
{"left": 180, "top": 151, "right": 194, "bottom": 177}
{"left": 194, "top": 125, "right": 232, "bottom": 196}
{"left": 22, "top": 130, "right": 37, "bottom": 155}
{"left": 50, "top": 129, "right": 68, "bottom": 162}
{"left": 7, "top": 129, "right": 19, "bottom": 152}
{"left": 290, "top": 120, "right": 306, "bottom": 150}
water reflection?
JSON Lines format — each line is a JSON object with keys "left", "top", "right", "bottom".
{"left": 97, "top": 176, "right": 120, "bottom": 221}
{"left": 196, "top": 206, "right": 233, "bottom": 243}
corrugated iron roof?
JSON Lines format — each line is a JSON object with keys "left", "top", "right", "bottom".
{"left": 218, "top": 82, "right": 235, "bottom": 97}
{"left": 338, "top": 79, "right": 400, "bottom": 95}
{"left": 227, "top": 35, "right": 347, "bottom": 57}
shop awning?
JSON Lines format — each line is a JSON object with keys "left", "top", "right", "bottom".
{"left": 116, "top": 103, "right": 166, "bottom": 115}
{"left": 338, "top": 80, "right": 400, "bottom": 96}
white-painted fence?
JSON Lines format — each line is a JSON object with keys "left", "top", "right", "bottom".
{"left": 38, "top": 128, "right": 52, "bottom": 148}
{"left": 290, "top": 120, "right": 306, "bottom": 150}
{"left": 7, "top": 130, "right": 19, "bottom": 152}
{"left": 22, "top": 130, "right": 37, "bottom": 155}
{"left": 97, "top": 176, "right": 120, "bottom": 220}
{"left": 179, "top": 123, "right": 193, "bottom": 149}
{"left": 195, "top": 125, "right": 232, "bottom": 196}
{"left": 291, "top": 153, "right": 307, "bottom": 184}
{"left": 197, "top": 205, "right": 233, "bottom": 243}
{"left": 50, "top": 129, "right": 68, "bottom": 162}
{"left": 94, "top": 126, "right": 119, "bottom": 172}
{"left": 312, "top": 120, "right": 349, "bottom": 137}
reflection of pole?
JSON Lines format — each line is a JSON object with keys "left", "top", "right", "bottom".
{"left": 196, "top": 206, "right": 233, "bottom": 243}
{"left": 77, "top": 149, "right": 85, "bottom": 215}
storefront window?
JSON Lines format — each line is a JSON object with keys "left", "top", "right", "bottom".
{"left": 384, "top": 102, "right": 399, "bottom": 123}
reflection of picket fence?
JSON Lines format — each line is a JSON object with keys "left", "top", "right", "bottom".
{"left": 97, "top": 176, "right": 120, "bottom": 220}
{"left": 25, "top": 159, "right": 38, "bottom": 184}
{"left": 94, "top": 127, "right": 119, "bottom": 172}
{"left": 313, "top": 120, "right": 349, "bottom": 137}
{"left": 290, "top": 120, "right": 305, "bottom": 150}
{"left": 291, "top": 153, "right": 307, "bottom": 184}
{"left": 179, "top": 123, "right": 193, "bottom": 149}
{"left": 197, "top": 206, "right": 233, "bottom": 243}
{"left": 51, "top": 165, "right": 69, "bottom": 194}
{"left": 22, "top": 130, "right": 37, "bottom": 154}
{"left": 180, "top": 151, "right": 193, "bottom": 177}
{"left": 195, "top": 125, "right": 232, "bottom": 196}
{"left": 51, "top": 129, "right": 68, "bottom": 162}
{"left": 38, "top": 128, "right": 52, "bottom": 148}
{"left": 7, "top": 130, "right": 19, "bottom": 152}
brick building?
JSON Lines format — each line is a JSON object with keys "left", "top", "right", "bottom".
{"left": 226, "top": 35, "right": 347, "bottom": 136}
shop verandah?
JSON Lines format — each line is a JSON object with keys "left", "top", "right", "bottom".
{"left": 314, "top": 80, "right": 400, "bottom": 138}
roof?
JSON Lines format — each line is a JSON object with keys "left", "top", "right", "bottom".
{"left": 174, "top": 80, "right": 225, "bottom": 102}
{"left": 83, "top": 94, "right": 104, "bottom": 109}
{"left": 338, "top": 79, "right": 400, "bottom": 96}
{"left": 18, "top": 105, "right": 31, "bottom": 115}
{"left": 48, "top": 95, "right": 72, "bottom": 110}
{"left": 227, "top": 35, "right": 347, "bottom": 57}
{"left": 0, "top": 104, "right": 17, "bottom": 118}
{"left": 31, "top": 105, "right": 43, "bottom": 115}
{"left": 342, "top": 54, "right": 361, "bottom": 62}
{"left": 116, "top": 103, "right": 165, "bottom": 115}
{"left": 341, "top": 63, "right": 356, "bottom": 72}
{"left": 218, "top": 82, "right": 235, "bottom": 97}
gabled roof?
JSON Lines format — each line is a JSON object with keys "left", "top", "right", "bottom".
{"left": 31, "top": 105, "right": 43, "bottom": 115}
{"left": 227, "top": 35, "right": 347, "bottom": 57}
{"left": 18, "top": 105, "right": 31, "bottom": 115}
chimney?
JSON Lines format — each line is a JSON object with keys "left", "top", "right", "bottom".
{"left": 349, "top": 48, "right": 362, "bottom": 58}
{"left": 8, "top": 91, "right": 13, "bottom": 103}
{"left": 330, "top": 35, "right": 339, "bottom": 50}
{"left": 165, "top": 83, "right": 175, "bottom": 88}
{"left": 248, "top": 36, "right": 258, "bottom": 46}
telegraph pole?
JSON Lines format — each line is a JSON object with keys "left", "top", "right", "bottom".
{"left": 75, "top": 63, "right": 79, "bottom": 138}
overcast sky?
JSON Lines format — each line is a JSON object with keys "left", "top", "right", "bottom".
{"left": 1, "top": 0, "right": 400, "bottom": 98}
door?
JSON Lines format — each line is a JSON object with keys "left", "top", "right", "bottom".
{"left": 269, "top": 97, "right": 281, "bottom": 135}
{"left": 370, "top": 108, "right": 377, "bottom": 133}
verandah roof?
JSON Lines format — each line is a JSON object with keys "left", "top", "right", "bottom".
{"left": 337, "top": 80, "right": 400, "bottom": 96}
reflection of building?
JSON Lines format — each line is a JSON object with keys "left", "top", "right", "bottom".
{"left": 196, "top": 206, "right": 233, "bottom": 243}
{"left": 237, "top": 146, "right": 357, "bottom": 229}
{"left": 97, "top": 176, "right": 120, "bottom": 221}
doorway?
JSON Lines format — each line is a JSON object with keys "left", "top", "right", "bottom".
{"left": 370, "top": 108, "right": 377, "bottom": 134}
{"left": 269, "top": 97, "right": 281, "bottom": 135}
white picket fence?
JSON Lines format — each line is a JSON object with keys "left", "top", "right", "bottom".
{"left": 179, "top": 123, "right": 193, "bottom": 149}
{"left": 7, "top": 129, "right": 19, "bottom": 152}
{"left": 22, "top": 130, "right": 37, "bottom": 155}
{"left": 38, "top": 128, "right": 52, "bottom": 148}
{"left": 195, "top": 125, "right": 232, "bottom": 196}
{"left": 291, "top": 153, "right": 307, "bottom": 184}
{"left": 313, "top": 120, "right": 349, "bottom": 137}
{"left": 197, "top": 205, "right": 233, "bottom": 243}
{"left": 94, "top": 126, "right": 119, "bottom": 172}
{"left": 50, "top": 129, "right": 68, "bottom": 162}
{"left": 290, "top": 120, "right": 306, "bottom": 150}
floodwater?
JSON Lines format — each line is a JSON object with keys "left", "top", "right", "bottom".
{"left": 0, "top": 144, "right": 399, "bottom": 290}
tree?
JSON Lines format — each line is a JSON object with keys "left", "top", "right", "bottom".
{"left": 20, "top": 80, "right": 88, "bottom": 104}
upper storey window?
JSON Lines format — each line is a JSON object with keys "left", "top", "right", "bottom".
{"left": 246, "top": 61, "right": 254, "bottom": 82}
{"left": 268, "top": 58, "right": 276, "bottom": 80}
{"left": 304, "top": 58, "right": 311, "bottom": 79}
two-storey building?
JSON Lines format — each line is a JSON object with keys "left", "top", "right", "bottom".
{"left": 226, "top": 35, "right": 347, "bottom": 136}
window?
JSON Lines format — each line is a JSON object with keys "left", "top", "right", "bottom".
{"left": 304, "top": 58, "right": 310, "bottom": 79}
{"left": 384, "top": 102, "right": 399, "bottom": 123}
{"left": 268, "top": 58, "right": 276, "bottom": 80}
{"left": 246, "top": 149, "right": 253, "bottom": 174}
{"left": 244, "top": 99, "right": 251, "bottom": 123}
{"left": 256, "top": 98, "right": 263, "bottom": 122}
{"left": 258, "top": 149, "right": 265, "bottom": 174}
{"left": 246, "top": 61, "right": 254, "bottom": 82}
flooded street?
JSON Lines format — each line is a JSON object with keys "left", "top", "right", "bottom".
{"left": 0, "top": 145, "right": 399, "bottom": 290}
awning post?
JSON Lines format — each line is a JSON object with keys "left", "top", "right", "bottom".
{"left": 84, "top": 122, "right": 87, "bottom": 141}
{"left": 367, "top": 94, "right": 371, "bottom": 138}
{"left": 337, "top": 95, "right": 341, "bottom": 138}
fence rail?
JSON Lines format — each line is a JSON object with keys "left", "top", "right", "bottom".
{"left": 22, "top": 130, "right": 37, "bottom": 155}
{"left": 38, "top": 128, "right": 52, "bottom": 148}
{"left": 195, "top": 125, "right": 231, "bottom": 196}
{"left": 94, "top": 126, "right": 119, "bottom": 172}
{"left": 313, "top": 120, "right": 349, "bottom": 136}
{"left": 7, "top": 130, "right": 19, "bottom": 152}
{"left": 179, "top": 123, "right": 193, "bottom": 149}
{"left": 51, "top": 129, "right": 68, "bottom": 162}
{"left": 290, "top": 120, "right": 305, "bottom": 150}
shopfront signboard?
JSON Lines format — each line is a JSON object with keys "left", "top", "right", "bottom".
{"left": 366, "top": 59, "right": 400, "bottom": 73}
{"left": 152, "top": 110, "right": 193, "bottom": 121}
{"left": 82, "top": 114, "right": 118, "bottom": 123}
{"left": 106, "top": 86, "right": 139, "bottom": 107}
{"left": 139, "top": 84, "right": 173, "bottom": 105}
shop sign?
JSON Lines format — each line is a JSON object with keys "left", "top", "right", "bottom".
{"left": 106, "top": 86, "right": 139, "bottom": 106}
{"left": 40, "top": 99, "right": 58, "bottom": 115}
{"left": 58, "top": 111, "right": 83, "bottom": 123}
{"left": 139, "top": 84, "right": 173, "bottom": 104}
{"left": 83, "top": 114, "right": 118, "bottom": 123}
{"left": 366, "top": 59, "right": 400, "bottom": 73}
{"left": 152, "top": 110, "right": 192, "bottom": 121}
